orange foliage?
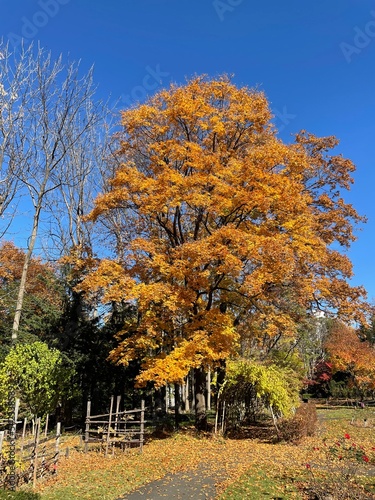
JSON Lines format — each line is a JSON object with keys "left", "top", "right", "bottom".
{"left": 0, "top": 241, "right": 63, "bottom": 314}
{"left": 325, "top": 322, "right": 375, "bottom": 388}
{"left": 80, "top": 76, "right": 368, "bottom": 388}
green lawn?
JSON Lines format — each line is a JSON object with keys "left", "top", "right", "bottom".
{"left": 218, "top": 468, "right": 301, "bottom": 499}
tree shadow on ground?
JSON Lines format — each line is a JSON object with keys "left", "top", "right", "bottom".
{"left": 147, "top": 419, "right": 279, "bottom": 444}
{"left": 225, "top": 420, "right": 278, "bottom": 443}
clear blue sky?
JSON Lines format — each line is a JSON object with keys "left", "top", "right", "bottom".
{"left": 1, "top": 0, "right": 375, "bottom": 302}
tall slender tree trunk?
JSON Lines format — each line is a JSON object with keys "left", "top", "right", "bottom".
{"left": 12, "top": 204, "right": 42, "bottom": 339}
{"left": 207, "top": 368, "right": 211, "bottom": 411}
{"left": 183, "top": 376, "right": 190, "bottom": 412}
{"left": 215, "top": 362, "right": 226, "bottom": 409}
{"left": 194, "top": 367, "right": 207, "bottom": 430}
{"left": 174, "top": 383, "right": 180, "bottom": 429}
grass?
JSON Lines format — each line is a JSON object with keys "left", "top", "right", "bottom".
{"left": 218, "top": 468, "right": 301, "bottom": 499}
{"left": 213, "top": 405, "right": 375, "bottom": 499}
{"left": 316, "top": 403, "right": 375, "bottom": 420}
{"left": 0, "top": 493, "right": 41, "bottom": 499}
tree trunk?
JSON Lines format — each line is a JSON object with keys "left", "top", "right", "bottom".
{"left": 189, "top": 369, "right": 195, "bottom": 411}
{"left": 194, "top": 367, "right": 207, "bottom": 430}
{"left": 12, "top": 204, "right": 42, "bottom": 339}
{"left": 174, "top": 383, "right": 180, "bottom": 429}
{"left": 215, "top": 362, "right": 226, "bottom": 409}
{"left": 182, "top": 376, "right": 190, "bottom": 412}
{"left": 207, "top": 368, "right": 211, "bottom": 411}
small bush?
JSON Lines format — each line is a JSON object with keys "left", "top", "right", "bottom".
{"left": 303, "top": 432, "right": 375, "bottom": 499}
{"left": 279, "top": 401, "right": 318, "bottom": 443}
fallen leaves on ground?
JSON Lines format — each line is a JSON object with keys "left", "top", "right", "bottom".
{"left": 34, "top": 408, "right": 375, "bottom": 499}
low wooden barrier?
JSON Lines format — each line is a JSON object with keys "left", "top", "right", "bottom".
{"left": 0, "top": 417, "right": 61, "bottom": 488}
{"left": 84, "top": 396, "right": 145, "bottom": 455}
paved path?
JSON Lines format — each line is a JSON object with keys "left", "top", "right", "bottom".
{"left": 119, "top": 463, "right": 223, "bottom": 500}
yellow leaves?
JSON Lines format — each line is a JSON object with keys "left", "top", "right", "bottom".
{"left": 135, "top": 314, "right": 239, "bottom": 388}
{"left": 36, "top": 404, "right": 375, "bottom": 500}
{"left": 137, "top": 282, "right": 181, "bottom": 314}
{"left": 108, "top": 304, "right": 239, "bottom": 388}
{"left": 121, "top": 103, "right": 158, "bottom": 129}
{"left": 171, "top": 227, "right": 249, "bottom": 280}
{"left": 81, "top": 76, "right": 370, "bottom": 390}
{"left": 78, "top": 259, "right": 137, "bottom": 303}
{"left": 189, "top": 310, "right": 239, "bottom": 358}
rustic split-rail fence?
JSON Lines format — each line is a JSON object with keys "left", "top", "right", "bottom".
{"left": 84, "top": 396, "right": 146, "bottom": 455}
{"left": 0, "top": 396, "right": 145, "bottom": 490}
{"left": 0, "top": 404, "right": 61, "bottom": 489}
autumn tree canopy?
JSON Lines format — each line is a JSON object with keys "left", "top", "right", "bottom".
{"left": 325, "top": 321, "right": 375, "bottom": 393}
{"left": 82, "top": 76, "right": 367, "bottom": 424}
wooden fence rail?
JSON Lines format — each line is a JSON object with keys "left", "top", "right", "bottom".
{"left": 0, "top": 417, "right": 61, "bottom": 489}
{"left": 84, "top": 396, "right": 146, "bottom": 455}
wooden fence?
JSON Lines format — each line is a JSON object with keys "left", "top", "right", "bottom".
{"left": 0, "top": 415, "right": 61, "bottom": 488}
{"left": 84, "top": 396, "right": 145, "bottom": 455}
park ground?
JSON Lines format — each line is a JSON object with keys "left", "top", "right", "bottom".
{"left": 4, "top": 404, "right": 375, "bottom": 499}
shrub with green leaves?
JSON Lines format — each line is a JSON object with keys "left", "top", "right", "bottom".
{"left": 0, "top": 341, "right": 75, "bottom": 418}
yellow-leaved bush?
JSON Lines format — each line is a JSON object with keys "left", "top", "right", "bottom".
{"left": 220, "top": 358, "right": 301, "bottom": 418}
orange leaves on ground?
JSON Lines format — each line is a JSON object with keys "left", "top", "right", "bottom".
{"left": 37, "top": 411, "right": 375, "bottom": 500}
{"left": 36, "top": 430, "right": 299, "bottom": 499}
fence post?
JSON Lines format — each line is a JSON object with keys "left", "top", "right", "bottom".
{"left": 21, "top": 417, "right": 27, "bottom": 453}
{"left": 114, "top": 395, "right": 121, "bottom": 436}
{"left": 105, "top": 396, "right": 114, "bottom": 457}
{"left": 84, "top": 399, "right": 91, "bottom": 453}
{"left": 140, "top": 399, "right": 145, "bottom": 452}
{"left": 40, "top": 443, "right": 46, "bottom": 478}
{"left": 15, "top": 399, "right": 20, "bottom": 423}
{"left": 32, "top": 418, "right": 41, "bottom": 489}
{"left": 54, "top": 422, "right": 61, "bottom": 473}
{"left": 0, "top": 431, "right": 4, "bottom": 454}
{"left": 44, "top": 414, "right": 49, "bottom": 438}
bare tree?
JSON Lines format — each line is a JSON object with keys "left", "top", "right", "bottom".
{"left": 0, "top": 42, "right": 105, "bottom": 340}
{"left": 42, "top": 114, "right": 114, "bottom": 261}
{"left": 0, "top": 43, "right": 35, "bottom": 237}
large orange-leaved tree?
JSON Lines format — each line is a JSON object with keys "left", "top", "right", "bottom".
{"left": 81, "top": 76, "right": 368, "bottom": 428}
